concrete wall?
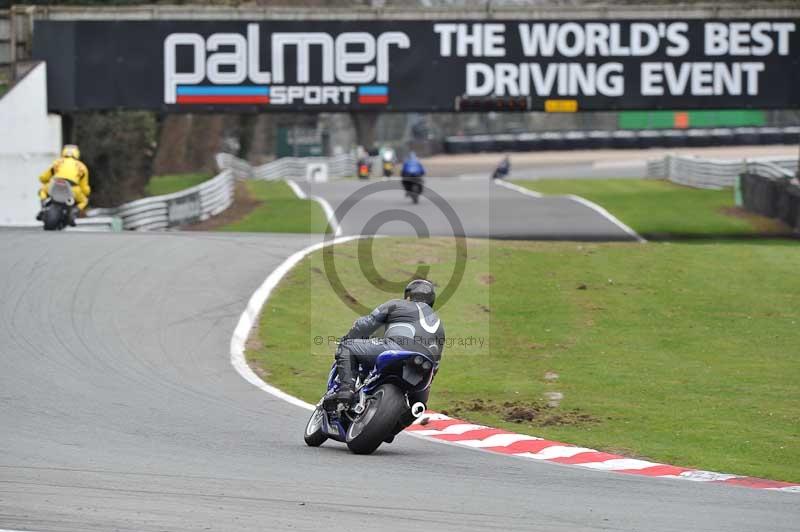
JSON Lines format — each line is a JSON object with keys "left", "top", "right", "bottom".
{"left": 15, "top": 3, "right": 800, "bottom": 21}
{"left": 0, "top": 62, "right": 62, "bottom": 225}
{"left": 0, "top": 10, "right": 10, "bottom": 84}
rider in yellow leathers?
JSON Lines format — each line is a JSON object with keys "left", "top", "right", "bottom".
{"left": 37, "top": 145, "right": 91, "bottom": 225}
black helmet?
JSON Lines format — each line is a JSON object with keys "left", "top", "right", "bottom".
{"left": 404, "top": 279, "right": 435, "bottom": 307}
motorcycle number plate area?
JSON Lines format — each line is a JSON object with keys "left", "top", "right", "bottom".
{"left": 324, "top": 415, "right": 343, "bottom": 437}
{"left": 402, "top": 365, "right": 424, "bottom": 386}
{"left": 49, "top": 182, "right": 73, "bottom": 203}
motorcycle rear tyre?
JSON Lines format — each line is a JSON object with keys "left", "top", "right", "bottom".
{"left": 346, "top": 384, "right": 405, "bottom": 455}
{"left": 410, "top": 183, "right": 422, "bottom": 204}
{"left": 42, "top": 206, "right": 62, "bottom": 231}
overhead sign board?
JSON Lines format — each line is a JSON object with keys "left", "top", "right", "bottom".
{"left": 33, "top": 19, "right": 800, "bottom": 111}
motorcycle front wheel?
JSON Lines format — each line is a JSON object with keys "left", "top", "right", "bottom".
{"left": 303, "top": 406, "right": 328, "bottom": 447}
{"left": 345, "top": 384, "right": 406, "bottom": 455}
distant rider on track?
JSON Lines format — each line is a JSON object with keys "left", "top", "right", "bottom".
{"left": 400, "top": 152, "right": 425, "bottom": 199}
{"left": 327, "top": 279, "right": 445, "bottom": 408}
{"left": 37, "top": 144, "right": 91, "bottom": 226}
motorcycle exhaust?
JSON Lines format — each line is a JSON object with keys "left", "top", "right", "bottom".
{"left": 410, "top": 402, "right": 426, "bottom": 418}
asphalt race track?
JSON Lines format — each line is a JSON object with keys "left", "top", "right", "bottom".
{"left": 1, "top": 231, "right": 797, "bottom": 532}
{"left": 299, "top": 178, "right": 637, "bottom": 241}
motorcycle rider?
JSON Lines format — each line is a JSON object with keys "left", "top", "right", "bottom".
{"left": 379, "top": 145, "right": 396, "bottom": 177}
{"left": 400, "top": 151, "right": 425, "bottom": 196}
{"left": 492, "top": 155, "right": 511, "bottom": 179}
{"left": 37, "top": 144, "right": 90, "bottom": 226}
{"left": 356, "top": 145, "right": 371, "bottom": 179}
{"left": 379, "top": 145, "right": 396, "bottom": 164}
{"left": 327, "top": 279, "right": 445, "bottom": 407}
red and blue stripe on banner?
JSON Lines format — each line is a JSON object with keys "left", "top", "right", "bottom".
{"left": 176, "top": 86, "right": 270, "bottom": 104}
{"left": 358, "top": 85, "right": 388, "bottom": 104}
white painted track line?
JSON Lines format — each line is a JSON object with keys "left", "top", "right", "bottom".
{"left": 493, "top": 178, "right": 543, "bottom": 198}
{"left": 564, "top": 194, "right": 647, "bottom": 243}
{"left": 286, "top": 179, "right": 342, "bottom": 237}
{"left": 229, "top": 235, "right": 364, "bottom": 411}
{"left": 494, "top": 178, "right": 646, "bottom": 243}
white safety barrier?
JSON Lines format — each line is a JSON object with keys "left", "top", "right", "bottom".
{"left": 87, "top": 169, "right": 235, "bottom": 231}
{"left": 71, "top": 216, "right": 122, "bottom": 232}
{"left": 215, "top": 153, "right": 253, "bottom": 179}
{"left": 646, "top": 154, "right": 798, "bottom": 189}
{"left": 744, "top": 160, "right": 797, "bottom": 180}
{"left": 83, "top": 151, "right": 353, "bottom": 231}
{"left": 216, "top": 152, "right": 356, "bottom": 181}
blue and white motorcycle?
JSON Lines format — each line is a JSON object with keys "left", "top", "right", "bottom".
{"left": 304, "top": 349, "right": 436, "bottom": 454}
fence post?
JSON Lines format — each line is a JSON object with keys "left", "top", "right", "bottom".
{"left": 735, "top": 175, "right": 743, "bottom": 207}
{"left": 796, "top": 134, "right": 800, "bottom": 179}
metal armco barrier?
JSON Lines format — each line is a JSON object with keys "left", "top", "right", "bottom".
{"left": 217, "top": 152, "right": 356, "bottom": 180}
{"left": 86, "top": 152, "right": 354, "bottom": 231}
{"left": 71, "top": 216, "right": 122, "bottom": 232}
{"left": 646, "top": 155, "right": 798, "bottom": 190}
{"left": 87, "top": 169, "right": 234, "bottom": 231}
{"left": 445, "top": 127, "right": 800, "bottom": 155}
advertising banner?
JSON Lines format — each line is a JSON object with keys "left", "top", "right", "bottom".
{"left": 167, "top": 192, "right": 201, "bottom": 226}
{"left": 33, "top": 19, "right": 800, "bottom": 111}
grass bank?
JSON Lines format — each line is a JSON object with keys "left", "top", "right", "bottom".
{"left": 512, "top": 179, "right": 788, "bottom": 239}
{"left": 145, "top": 173, "right": 211, "bottom": 196}
{"left": 248, "top": 237, "right": 800, "bottom": 482}
{"left": 218, "top": 180, "right": 329, "bottom": 233}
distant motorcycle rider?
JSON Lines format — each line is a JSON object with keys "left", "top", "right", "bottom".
{"left": 379, "top": 145, "right": 397, "bottom": 164}
{"left": 492, "top": 155, "right": 511, "bottom": 179}
{"left": 328, "top": 279, "right": 445, "bottom": 407}
{"left": 400, "top": 151, "right": 425, "bottom": 197}
{"left": 37, "top": 144, "right": 91, "bottom": 225}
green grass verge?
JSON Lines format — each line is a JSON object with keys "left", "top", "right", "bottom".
{"left": 248, "top": 237, "right": 800, "bottom": 482}
{"left": 218, "top": 180, "right": 329, "bottom": 233}
{"left": 145, "top": 173, "right": 211, "bottom": 196}
{"left": 512, "top": 179, "right": 785, "bottom": 239}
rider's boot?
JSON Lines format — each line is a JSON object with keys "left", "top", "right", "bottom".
{"left": 327, "top": 343, "right": 357, "bottom": 407}
{"left": 334, "top": 384, "right": 355, "bottom": 405}
{"left": 36, "top": 199, "right": 46, "bottom": 221}
{"left": 324, "top": 382, "right": 354, "bottom": 408}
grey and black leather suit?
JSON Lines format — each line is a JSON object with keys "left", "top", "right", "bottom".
{"left": 336, "top": 299, "right": 445, "bottom": 400}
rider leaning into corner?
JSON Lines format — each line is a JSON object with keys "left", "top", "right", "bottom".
{"left": 37, "top": 144, "right": 91, "bottom": 226}
{"left": 327, "top": 279, "right": 445, "bottom": 407}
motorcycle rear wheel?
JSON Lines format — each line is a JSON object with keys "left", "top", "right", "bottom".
{"left": 409, "top": 183, "right": 422, "bottom": 204}
{"left": 346, "top": 384, "right": 405, "bottom": 455}
{"left": 303, "top": 406, "right": 328, "bottom": 447}
{"left": 42, "top": 206, "right": 63, "bottom": 231}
